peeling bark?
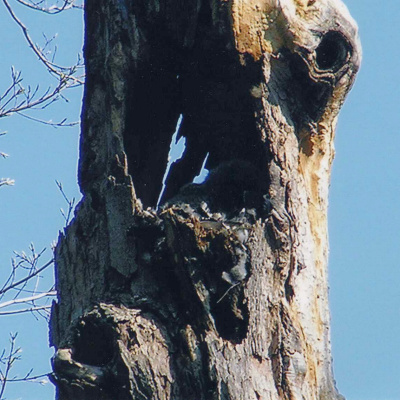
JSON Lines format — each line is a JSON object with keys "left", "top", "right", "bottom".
{"left": 50, "top": 1, "right": 361, "bottom": 399}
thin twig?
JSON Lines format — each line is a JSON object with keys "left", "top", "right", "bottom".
{"left": 0, "top": 178, "right": 15, "bottom": 187}
{"left": 56, "top": 180, "right": 76, "bottom": 225}
{"left": 17, "top": 111, "right": 79, "bottom": 127}
{"left": 0, "top": 334, "right": 19, "bottom": 399}
{"left": 15, "top": 0, "right": 83, "bottom": 14}
{"left": 0, "top": 305, "right": 52, "bottom": 316}
{"left": 2, "top": 0, "right": 84, "bottom": 78}
{"left": 0, "top": 258, "right": 53, "bottom": 296}
{"left": 0, "top": 0, "right": 84, "bottom": 124}
{"left": 4, "top": 372, "right": 50, "bottom": 383}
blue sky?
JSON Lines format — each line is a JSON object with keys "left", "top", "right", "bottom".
{"left": 329, "top": 1, "right": 400, "bottom": 399}
{"left": 0, "top": 1, "right": 399, "bottom": 399}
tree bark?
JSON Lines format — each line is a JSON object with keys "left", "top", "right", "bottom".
{"left": 49, "top": 1, "right": 361, "bottom": 399}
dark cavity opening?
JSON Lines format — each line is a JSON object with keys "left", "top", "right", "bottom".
{"left": 315, "top": 31, "right": 350, "bottom": 72}
{"left": 123, "top": 1, "right": 269, "bottom": 214}
{"left": 74, "top": 319, "right": 115, "bottom": 367}
{"left": 212, "top": 285, "right": 249, "bottom": 344}
{"left": 284, "top": 49, "right": 332, "bottom": 123}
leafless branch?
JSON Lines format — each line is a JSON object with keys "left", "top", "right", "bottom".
{"left": 0, "top": 178, "right": 15, "bottom": 187}
{"left": 0, "top": 244, "right": 55, "bottom": 320}
{"left": 0, "top": 291, "right": 56, "bottom": 310}
{"left": 4, "top": 371, "right": 50, "bottom": 384}
{"left": 0, "top": 0, "right": 84, "bottom": 125}
{"left": 2, "top": 0, "right": 84, "bottom": 77}
{"left": 0, "top": 66, "right": 81, "bottom": 123}
{"left": 0, "top": 132, "right": 13, "bottom": 188}
{"left": 17, "top": 111, "right": 79, "bottom": 127}
{"left": 0, "top": 305, "right": 53, "bottom": 316}
{"left": 0, "top": 245, "right": 47, "bottom": 295}
{"left": 56, "top": 180, "right": 76, "bottom": 226}
{"left": 0, "top": 333, "right": 20, "bottom": 399}
{"left": 0, "top": 334, "right": 51, "bottom": 398}
{"left": 15, "top": 0, "right": 83, "bottom": 14}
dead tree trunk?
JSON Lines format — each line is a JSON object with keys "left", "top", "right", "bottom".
{"left": 50, "top": 1, "right": 361, "bottom": 399}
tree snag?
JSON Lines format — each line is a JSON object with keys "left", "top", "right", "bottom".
{"left": 50, "top": 0, "right": 361, "bottom": 399}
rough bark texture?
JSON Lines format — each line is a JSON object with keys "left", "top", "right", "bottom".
{"left": 50, "top": 1, "right": 361, "bottom": 399}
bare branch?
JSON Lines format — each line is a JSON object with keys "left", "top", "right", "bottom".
{"left": 0, "top": 333, "right": 20, "bottom": 399}
{"left": 0, "top": 131, "right": 13, "bottom": 189}
{"left": 0, "top": 256, "right": 53, "bottom": 296}
{"left": 15, "top": 0, "right": 83, "bottom": 14}
{"left": 0, "top": 291, "right": 56, "bottom": 310}
{"left": 0, "top": 0, "right": 84, "bottom": 124}
{"left": 0, "top": 68, "right": 22, "bottom": 104}
{"left": 56, "top": 180, "right": 76, "bottom": 225}
{"left": 2, "top": 0, "right": 84, "bottom": 78}
{"left": 4, "top": 371, "right": 50, "bottom": 384}
{"left": 0, "top": 178, "right": 15, "bottom": 187}
{"left": 17, "top": 111, "right": 79, "bottom": 127}
{"left": 0, "top": 334, "right": 50, "bottom": 398}
{"left": 0, "top": 245, "right": 54, "bottom": 326}
{"left": 0, "top": 67, "right": 80, "bottom": 120}
{"left": 0, "top": 304, "right": 53, "bottom": 316}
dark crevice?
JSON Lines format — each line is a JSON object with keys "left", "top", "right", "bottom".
{"left": 105, "top": 268, "right": 135, "bottom": 295}
{"left": 122, "top": 0, "right": 269, "bottom": 213}
{"left": 286, "top": 50, "right": 333, "bottom": 124}
{"left": 162, "top": 51, "right": 268, "bottom": 203}
{"left": 148, "top": 241, "right": 212, "bottom": 332}
{"left": 163, "top": 160, "right": 269, "bottom": 222}
{"left": 127, "top": 216, "right": 164, "bottom": 266}
{"left": 124, "top": 65, "right": 182, "bottom": 207}
{"left": 74, "top": 318, "right": 115, "bottom": 367}
{"left": 211, "top": 283, "right": 249, "bottom": 344}
{"left": 89, "top": 190, "right": 105, "bottom": 214}
{"left": 198, "top": 225, "right": 251, "bottom": 343}
{"left": 143, "top": 206, "right": 252, "bottom": 343}
{"left": 122, "top": 14, "right": 186, "bottom": 208}
{"left": 199, "top": 340, "right": 219, "bottom": 399}
{"left": 315, "top": 31, "right": 351, "bottom": 72}
{"left": 284, "top": 280, "right": 295, "bottom": 302}
{"left": 220, "top": 380, "right": 231, "bottom": 400}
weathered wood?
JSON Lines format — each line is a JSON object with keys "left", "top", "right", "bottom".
{"left": 50, "top": 1, "right": 361, "bottom": 399}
